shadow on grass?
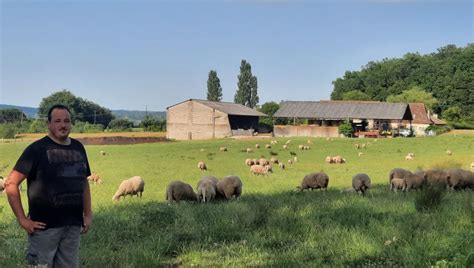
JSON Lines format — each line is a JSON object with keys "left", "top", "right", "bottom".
{"left": 79, "top": 185, "right": 473, "bottom": 267}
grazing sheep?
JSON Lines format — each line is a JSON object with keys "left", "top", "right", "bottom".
{"left": 252, "top": 159, "right": 259, "bottom": 165}
{"left": 358, "top": 152, "right": 363, "bottom": 157}
{"left": 259, "top": 158, "right": 270, "bottom": 166}
{"left": 270, "top": 157, "right": 279, "bottom": 164}
{"left": 424, "top": 169, "right": 450, "bottom": 188}
{"left": 389, "top": 168, "right": 412, "bottom": 183}
{"left": 278, "top": 162, "right": 285, "bottom": 170}
{"left": 166, "top": 180, "right": 197, "bottom": 203}
{"left": 250, "top": 164, "right": 271, "bottom": 175}
{"left": 333, "top": 155, "right": 345, "bottom": 164}
{"left": 100, "top": 150, "right": 106, "bottom": 156}
{"left": 446, "top": 168, "right": 474, "bottom": 190}
{"left": 245, "top": 158, "right": 255, "bottom": 166}
{"left": 283, "top": 145, "right": 288, "bottom": 150}
{"left": 293, "top": 156, "right": 298, "bottom": 163}
{"left": 405, "top": 154, "right": 414, "bottom": 160}
{"left": 407, "top": 153, "right": 414, "bottom": 157}
{"left": 297, "top": 172, "right": 329, "bottom": 191}
{"left": 265, "top": 144, "right": 271, "bottom": 149}
{"left": 325, "top": 156, "right": 333, "bottom": 164}
{"left": 246, "top": 148, "right": 253, "bottom": 153}
{"left": 404, "top": 173, "right": 426, "bottom": 191}
{"left": 220, "top": 147, "right": 227, "bottom": 152}
{"left": 390, "top": 178, "right": 406, "bottom": 192}
{"left": 197, "top": 176, "right": 218, "bottom": 203}
{"left": 288, "top": 159, "right": 293, "bottom": 165}
{"left": 446, "top": 150, "right": 452, "bottom": 156}
{"left": 352, "top": 173, "right": 371, "bottom": 195}
{"left": 87, "top": 173, "right": 103, "bottom": 184}
{"left": 307, "top": 139, "right": 312, "bottom": 144}
{"left": 198, "top": 161, "right": 207, "bottom": 171}
{"left": 298, "top": 145, "right": 304, "bottom": 150}
{"left": 255, "top": 144, "right": 260, "bottom": 149}
{"left": 270, "top": 140, "right": 277, "bottom": 145}
{"left": 200, "top": 148, "right": 205, "bottom": 152}
{"left": 216, "top": 176, "right": 242, "bottom": 200}
{"left": 112, "top": 176, "right": 145, "bottom": 201}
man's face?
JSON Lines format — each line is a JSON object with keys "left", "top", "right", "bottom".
{"left": 48, "top": 108, "right": 72, "bottom": 141}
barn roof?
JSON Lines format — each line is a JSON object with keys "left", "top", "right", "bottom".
{"left": 167, "top": 99, "right": 267, "bottom": 117}
{"left": 274, "top": 101, "right": 412, "bottom": 120}
{"left": 408, "top": 103, "right": 431, "bottom": 124}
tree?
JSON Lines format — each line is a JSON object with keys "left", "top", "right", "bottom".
{"left": 258, "top": 101, "right": 279, "bottom": 128}
{"left": 341, "top": 90, "right": 371, "bottom": 101}
{"left": 442, "top": 106, "right": 462, "bottom": 122}
{"left": 38, "top": 89, "right": 114, "bottom": 126}
{"left": 108, "top": 118, "right": 133, "bottom": 131}
{"left": 234, "top": 60, "right": 259, "bottom": 108}
{"left": 0, "top": 109, "right": 27, "bottom": 123}
{"left": 386, "top": 86, "right": 438, "bottom": 110}
{"left": 207, "top": 70, "right": 223, "bottom": 101}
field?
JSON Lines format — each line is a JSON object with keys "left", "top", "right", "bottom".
{"left": 0, "top": 134, "right": 473, "bottom": 267}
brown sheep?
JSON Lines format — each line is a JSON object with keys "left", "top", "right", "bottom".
{"left": 216, "top": 176, "right": 242, "bottom": 200}
{"left": 166, "top": 180, "right": 197, "bottom": 203}
{"left": 389, "top": 168, "right": 412, "bottom": 183}
{"left": 198, "top": 161, "right": 207, "bottom": 171}
{"left": 352, "top": 173, "right": 371, "bottom": 195}
{"left": 297, "top": 172, "right": 329, "bottom": 191}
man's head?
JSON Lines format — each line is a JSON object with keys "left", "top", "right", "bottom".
{"left": 47, "top": 105, "right": 72, "bottom": 142}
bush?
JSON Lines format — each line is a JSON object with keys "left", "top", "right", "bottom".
{"left": 108, "top": 118, "right": 133, "bottom": 131}
{"left": 338, "top": 122, "right": 353, "bottom": 137}
{"left": 0, "top": 123, "right": 17, "bottom": 138}
{"left": 73, "top": 121, "right": 105, "bottom": 133}
{"left": 28, "top": 120, "right": 48, "bottom": 133}
{"left": 425, "top": 124, "right": 452, "bottom": 135}
{"left": 139, "top": 117, "right": 166, "bottom": 132}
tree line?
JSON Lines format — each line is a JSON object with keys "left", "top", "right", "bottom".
{"left": 330, "top": 44, "right": 473, "bottom": 126}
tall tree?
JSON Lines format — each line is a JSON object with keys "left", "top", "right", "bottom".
{"left": 206, "top": 70, "right": 223, "bottom": 101}
{"left": 386, "top": 86, "right": 438, "bottom": 111}
{"left": 235, "top": 60, "right": 259, "bottom": 108}
{"left": 342, "top": 90, "right": 371, "bottom": 101}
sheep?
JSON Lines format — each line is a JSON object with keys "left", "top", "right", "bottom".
{"left": 270, "top": 140, "right": 277, "bottom": 145}
{"left": 390, "top": 178, "right": 406, "bottom": 192}
{"left": 293, "top": 156, "right": 298, "bottom": 163}
{"left": 278, "top": 162, "right": 285, "bottom": 170}
{"left": 446, "top": 150, "right": 452, "bottom": 156}
{"left": 200, "top": 148, "right": 205, "bottom": 152}
{"left": 259, "top": 158, "right": 269, "bottom": 166}
{"left": 446, "top": 168, "right": 474, "bottom": 190}
{"left": 333, "top": 155, "right": 345, "bottom": 164}
{"left": 252, "top": 159, "right": 259, "bottom": 165}
{"left": 287, "top": 159, "right": 293, "bottom": 165}
{"left": 404, "top": 173, "right": 426, "bottom": 191}
{"left": 325, "top": 156, "right": 333, "bottom": 164}
{"left": 255, "top": 144, "right": 260, "bottom": 149}
{"left": 198, "top": 161, "right": 207, "bottom": 171}
{"left": 424, "top": 169, "right": 450, "bottom": 189}
{"left": 297, "top": 172, "right": 329, "bottom": 191}
{"left": 250, "top": 164, "right": 271, "bottom": 175}
{"left": 264, "top": 144, "right": 270, "bottom": 149}
{"left": 270, "top": 157, "right": 279, "bottom": 164}
{"left": 166, "top": 180, "right": 197, "bottom": 203}
{"left": 87, "top": 173, "right": 103, "bottom": 184}
{"left": 407, "top": 153, "right": 414, "bottom": 157}
{"left": 196, "top": 176, "right": 218, "bottom": 203}
{"left": 100, "top": 150, "right": 106, "bottom": 156}
{"left": 112, "top": 176, "right": 145, "bottom": 201}
{"left": 361, "top": 143, "right": 366, "bottom": 149}
{"left": 282, "top": 145, "right": 288, "bottom": 150}
{"left": 246, "top": 148, "right": 253, "bottom": 153}
{"left": 304, "top": 146, "right": 310, "bottom": 150}
{"left": 354, "top": 144, "right": 360, "bottom": 149}
{"left": 219, "top": 147, "right": 227, "bottom": 152}
{"left": 216, "top": 176, "right": 242, "bottom": 200}
{"left": 358, "top": 152, "right": 363, "bottom": 157}
{"left": 245, "top": 158, "right": 255, "bottom": 166}
{"left": 352, "top": 173, "right": 371, "bottom": 195}
{"left": 298, "top": 145, "right": 304, "bottom": 150}
{"left": 389, "top": 168, "right": 412, "bottom": 183}
{"left": 405, "top": 154, "right": 414, "bottom": 160}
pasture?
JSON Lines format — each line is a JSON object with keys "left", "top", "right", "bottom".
{"left": 0, "top": 134, "right": 473, "bottom": 267}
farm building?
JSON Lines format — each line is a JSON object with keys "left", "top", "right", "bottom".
{"left": 406, "top": 103, "right": 446, "bottom": 136}
{"left": 166, "top": 99, "right": 267, "bottom": 140}
{"left": 273, "top": 100, "right": 413, "bottom": 138}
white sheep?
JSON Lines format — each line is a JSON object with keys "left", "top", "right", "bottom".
{"left": 198, "top": 161, "right": 207, "bottom": 171}
{"left": 246, "top": 148, "right": 253, "bottom": 153}
{"left": 358, "top": 152, "right": 363, "bottom": 157}
{"left": 265, "top": 144, "right": 271, "bottom": 149}
{"left": 446, "top": 150, "right": 452, "bottom": 156}
{"left": 287, "top": 159, "right": 293, "bottom": 165}
{"left": 245, "top": 158, "right": 255, "bottom": 166}
{"left": 298, "top": 145, "right": 304, "bottom": 150}
{"left": 405, "top": 155, "right": 413, "bottom": 160}
{"left": 255, "top": 144, "right": 260, "bottom": 149}
{"left": 219, "top": 147, "right": 227, "bottom": 152}
{"left": 325, "top": 156, "right": 333, "bottom": 164}
{"left": 283, "top": 145, "right": 288, "bottom": 150}
{"left": 259, "top": 158, "right": 269, "bottom": 166}
{"left": 112, "top": 176, "right": 145, "bottom": 201}
{"left": 278, "top": 162, "right": 285, "bottom": 170}
{"left": 270, "top": 157, "right": 279, "bottom": 164}
{"left": 293, "top": 156, "right": 298, "bottom": 163}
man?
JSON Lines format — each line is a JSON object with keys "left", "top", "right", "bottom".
{"left": 5, "top": 104, "right": 92, "bottom": 267}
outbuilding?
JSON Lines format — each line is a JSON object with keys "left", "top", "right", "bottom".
{"left": 166, "top": 99, "right": 267, "bottom": 140}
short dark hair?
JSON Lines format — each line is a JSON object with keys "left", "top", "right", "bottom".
{"left": 47, "top": 104, "right": 71, "bottom": 122}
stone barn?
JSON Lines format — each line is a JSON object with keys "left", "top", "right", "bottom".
{"left": 166, "top": 99, "right": 267, "bottom": 140}
{"left": 273, "top": 100, "right": 413, "bottom": 138}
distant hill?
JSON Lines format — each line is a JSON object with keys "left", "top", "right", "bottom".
{"left": 0, "top": 104, "right": 166, "bottom": 121}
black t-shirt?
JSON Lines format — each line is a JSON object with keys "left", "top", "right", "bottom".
{"left": 14, "top": 136, "right": 91, "bottom": 228}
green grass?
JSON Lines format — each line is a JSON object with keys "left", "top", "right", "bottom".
{"left": 0, "top": 135, "right": 473, "bottom": 267}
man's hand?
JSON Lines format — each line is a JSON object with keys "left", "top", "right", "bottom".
{"left": 19, "top": 217, "right": 46, "bottom": 234}
{"left": 81, "top": 214, "right": 92, "bottom": 234}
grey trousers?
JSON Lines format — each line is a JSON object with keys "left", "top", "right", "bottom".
{"left": 26, "top": 226, "right": 81, "bottom": 268}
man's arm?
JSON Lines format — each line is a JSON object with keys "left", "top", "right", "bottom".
{"left": 5, "top": 170, "right": 46, "bottom": 234}
{"left": 81, "top": 180, "right": 92, "bottom": 234}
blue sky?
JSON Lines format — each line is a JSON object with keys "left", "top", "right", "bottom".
{"left": 1, "top": 0, "right": 472, "bottom": 111}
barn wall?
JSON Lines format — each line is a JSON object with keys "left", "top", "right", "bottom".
{"left": 274, "top": 125, "right": 339, "bottom": 137}
{"left": 167, "top": 100, "right": 232, "bottom": 140}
